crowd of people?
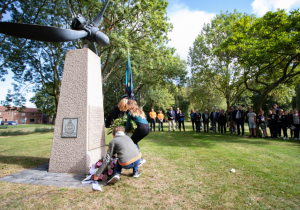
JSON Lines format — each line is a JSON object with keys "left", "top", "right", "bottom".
{"left": 148, "top": 104, "right": 300, "bottom": 140}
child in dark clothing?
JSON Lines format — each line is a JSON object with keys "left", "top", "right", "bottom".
{"left": 281, "top": 110, "right": 289, "bottom": 140}
{"left": 268, "top": 109, "right": 279, "bottom": 138}
{"left": 257, "top": 110, "right": 269, "bottom": 138}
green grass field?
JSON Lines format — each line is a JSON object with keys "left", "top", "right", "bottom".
{"left": 0, "top": 124, "right": 54, "bottom": 136}
{"left": 0, "top": 122, "right": 299, "bottom": 209}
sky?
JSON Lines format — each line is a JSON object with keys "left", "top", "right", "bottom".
{"left": 1, "top": 0, "right": 300, "bottom": 108}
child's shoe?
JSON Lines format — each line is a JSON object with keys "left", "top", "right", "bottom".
{"left": 133, "top": 170, "right": 141, "bottom": 178}
{"left": 107, "top": 173, "right": 120, "bottom": 184}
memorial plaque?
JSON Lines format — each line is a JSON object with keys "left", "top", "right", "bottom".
{"left": 88, "top": 106, "right": 104, "bottom": 151}
{"left": 62, "top": 118, "right": 78, "bottom": 138}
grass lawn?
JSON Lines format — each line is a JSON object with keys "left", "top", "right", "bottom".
{"left": 0, "top": 122, "right": 300, "bottom": 209}
{"left": 0, "top": 124, "right": 54, "bottom": 136}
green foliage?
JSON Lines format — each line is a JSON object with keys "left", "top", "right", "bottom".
{"left": 107, "top": 115, "right": 136, "bottom": 135}
{"left": 188, "top": 11, "right": 248, "bottom": 111}
{"left": 220, "top": 9, "right": 300, "bottom": 112}
{"left": 174, "top": 93, "right": 190, "bottom": 120}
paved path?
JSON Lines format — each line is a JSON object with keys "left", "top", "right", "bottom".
{"left": 0, "top": 163, "right": 103, "bottom": 189}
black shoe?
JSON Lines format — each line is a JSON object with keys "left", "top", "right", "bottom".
{"left": 133, "top": 170, "right": 141, "bottom": 178}
{"left": 173, "top": 129, "right": 175, "bottom": 131}
{"left": 107, "top": 173, "right": 120, "bottom": 184}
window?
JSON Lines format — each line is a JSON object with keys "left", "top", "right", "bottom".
{"left": 20, "top": 118, "right": 25, "bottom": 123}
{"left": 31, "top": 113, "right": 34, "bottom": 116}
{"left": 14, "top": 113, "right": 16, "bottom": 115}
{"left": 22, "top": 113, "right": 25, "bottom": 116}
{"left": 30, "top": 119, "right": 35, "bottom": 122}
{"left": 0, "top": 112, "right": 1, "bottom": 115}
{"left": 7, "top": 112, "right": 9, "bottom": 115}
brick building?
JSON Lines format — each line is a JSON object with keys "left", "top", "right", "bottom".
{"left": 0, "top": 106, "right": 51, "bottom": 124}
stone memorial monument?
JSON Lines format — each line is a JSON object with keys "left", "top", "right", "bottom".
{"left": 48, "top": 48, "right": 106, "bottom": 173}
{"left": 0, "top": 0, "right": 111, "bottom": 173}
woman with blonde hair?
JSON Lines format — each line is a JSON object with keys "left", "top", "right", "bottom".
{"left": 125, "top": 99, "right": 149, "bottom": 165}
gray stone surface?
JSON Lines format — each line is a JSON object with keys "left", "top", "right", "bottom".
{"left": 49, "top": 48, "right": 106, "bottom": 174}
{"left": 0, "top": 163, "right": 95, "bottom": 189}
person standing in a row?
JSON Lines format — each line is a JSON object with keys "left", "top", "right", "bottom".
{"left": 235, "top": 105, "right": 245, "bottom": 136}
{"left": 281, "top": 110, "right": 289, "bottom": 139}
{"left": 202, "top": 109, "right": 210, "bottom": 133}
{"left": 292, "top": 108, "right": 300, "bottom": 140}
{"left": 228, "top": 107, "right": 236, "bottom": 135}
{"left": 149, "top": 108, "right": 156, "bottom": 132}
{"left": 157, "top": 110, "right": 164, "bottom": 131}
{"left": 179, "top": 110, "right": 185, "bottom": 131}
{"left": 210, "top": 108, "right": 218, "bottom": 133}
{"left": 289, "top": 110, "right": 294, "bottom": 138}
{"left": 219, "top": 109, "right": 227, "bottom": 134}
{"left": 194, "top": 109, "right": 201, "bottom": 132}
{"left": 268, "top": 109, "right": 279, "bottom": 138}
{"left": 190, "top": 109, "right": 195, "bottom": 131}
{"left": 167, "top": 107, "right": 176, "bottom": 131}
{"left": 175, "top": 108, "right": 180, "bottom": 130}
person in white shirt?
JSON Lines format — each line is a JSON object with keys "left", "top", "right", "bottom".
{"left": 247, "top": 108, "right": 256, "bottom": 137}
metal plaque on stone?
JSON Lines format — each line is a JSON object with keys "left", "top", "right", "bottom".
{"left": 62, "top": 118, "right": 78, "bottom": 138}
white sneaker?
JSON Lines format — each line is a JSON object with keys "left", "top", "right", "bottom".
{"left": 283, "top": 137, "right": 286, "bottom": 140}
{"left": 139, "top": 158, "right": 146, "bottom": 166}
{"left": 287, "top": 137, "right": 289, "bottom": 140}
{"left": 107, "top": 173, "right": 120, "bottom": 184}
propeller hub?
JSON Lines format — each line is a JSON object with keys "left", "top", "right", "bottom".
{"left": 71, "top": 15, "right": 86, "bottom": 30}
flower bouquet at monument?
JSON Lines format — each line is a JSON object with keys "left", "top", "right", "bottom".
{"left": 88, "top": 158, "right": 117, "bottom": 181}
{"left": 107, "top": 115, "right": 136, "bottom": 135}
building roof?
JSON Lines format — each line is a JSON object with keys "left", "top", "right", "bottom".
{"left": 0, "top": 106, "right": 39, "bottom": 113}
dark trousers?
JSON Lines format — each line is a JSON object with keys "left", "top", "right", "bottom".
{"left": 218, "top": 121, "right": 221, "bottom": 132}
{"left": 179, "top": 121, "right": 185, "bottom": 131}
{"left": 282, "top": 123, "right": 287, "bottom": 137}
{"left": 131, "top": 123, "right": 150, "bottom": 147}
{"left": 203, "top": 122, "right": 209, "bottom": 133}
{"left": 220, "top": 123, "right": 226, "bottom": 133}
{"left": 191, "top": 120, "right": 195, "bottom": 131}
{"left": 158, "top": 121, "right": 164, "bottom": 131}
{"left": 150, "top": 119, "right": 156, "bottom": 131}
{"left": 278, "top": 122, "right": 282, "bottom": 136}
{"left": 271, "top": 123, "right": 278, "bottom": 138}
{"left": 236, "top": 119, "right": 244, "bottom": 135}
{"left": 195, "top": 121, "right": 201, "bottom": 132}
{"left": 295, "top": 124, "right": 300, "bottom": 138}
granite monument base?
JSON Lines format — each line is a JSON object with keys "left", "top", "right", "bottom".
{"left": 49, "top": 48, "right": 106, "bottom": 173}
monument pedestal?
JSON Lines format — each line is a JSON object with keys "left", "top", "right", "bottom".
{"left": 49, "top": 48, "right": 106, "bottom": 173}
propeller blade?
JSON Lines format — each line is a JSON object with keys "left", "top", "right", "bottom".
{"left": 88, "top": 42, "right": 98, "bottom": 55}
{"left": 93, "top": 0, "right": 110, "bottom": 26}
{"left": 94, "top": 31, "right": 110, "bottom": 47}
{"left": 0, "top": 22, "right": 88, "bottom": 42}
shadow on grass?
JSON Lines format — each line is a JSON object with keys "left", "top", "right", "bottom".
{"left": 0, "top": 155, "right": 50, "bottom": 168}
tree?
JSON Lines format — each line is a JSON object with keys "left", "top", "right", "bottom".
{"left": 30, "top": 84, "right": 56, "bottom": 123}
{"left": 188, "top": 11, "right": 248, "bottom": 112}
{"left": 221, "top": 10, "right": 300, "bottom": 116}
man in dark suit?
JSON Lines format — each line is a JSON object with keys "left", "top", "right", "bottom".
{"left": 194, "top": 109, "right": 201, "bottom": 132}
{"left": 175, "top": 107, "right": 180, "bottom": 130}
{"left": 228, "top": 106, "right": 236, "bottom": 134}
{"left": 234, "top": 105, "right": 245, "bottom": 136}
{"left": 202, "top": 109, "right": 210, "bottom": 133}
{"left": 167, "top": 107, "right": 176, "bottom": 131}
{"left": 210, "top": 108, "right": 218, "bottom": 133}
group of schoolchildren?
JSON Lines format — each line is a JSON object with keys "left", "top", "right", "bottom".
{"left": 188, "top": 104, "right": 300, "bottom": 140}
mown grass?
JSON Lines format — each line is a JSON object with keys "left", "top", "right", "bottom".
{"left": 0, "top": 122, "right": 300, "bottom": 209}
{"left": 0, "top": 124, "right": 54, "bottom": 136}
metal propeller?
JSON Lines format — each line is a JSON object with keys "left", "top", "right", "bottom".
{"left": 0, "top": 0, "right": 110, "bottom": 53}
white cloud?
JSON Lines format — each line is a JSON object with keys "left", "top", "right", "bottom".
{"left": 167, "top": 2, "right": 215, "bottom": 62}
{"left": 252, "top": 0, "right": 300, "bottom": 16}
